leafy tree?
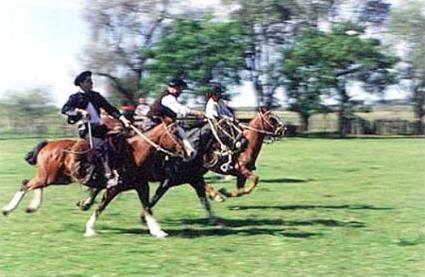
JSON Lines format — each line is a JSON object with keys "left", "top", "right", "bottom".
{"left": 81, "top": 0, "right": 198, "bottom": 103}
{"left": 146, "top": 18, "right": 248, "bottom": 99}
{"left": 282, "top": 22, "right": 398, "bottom": 135}
{"left": 389, "top": 0, "right": 425, "bottom": 133}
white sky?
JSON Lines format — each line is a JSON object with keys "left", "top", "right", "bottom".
{"left": 0, "top": 0, "right": 406, "bottom": 108}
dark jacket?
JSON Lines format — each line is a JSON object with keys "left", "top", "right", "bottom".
{"left": 61, "top": 91, "right": 121, "bottom": 124}
{"left": 147, "top": 90, "right": 177, "bottom": 121}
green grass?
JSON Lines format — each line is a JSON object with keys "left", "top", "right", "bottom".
{"left": 0, "top": 138, "right": 424, "bottom": 277}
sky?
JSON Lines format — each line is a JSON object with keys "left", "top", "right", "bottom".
{"left": 0, "top": 0, "right": 405, "bottom": 108}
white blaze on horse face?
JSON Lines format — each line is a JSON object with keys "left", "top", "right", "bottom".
{"left": 2, "top": 190, "right": 26, "bottom": 214}
{"left": 27, "top": 188, "right": 43, "bottom": 212}
{"left": 84, "top": 212, "right": 97, "bottom": 237}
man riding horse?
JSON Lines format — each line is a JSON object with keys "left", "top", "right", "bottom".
{"left": 61, "top": 71, "right": 131, "bottom": 187}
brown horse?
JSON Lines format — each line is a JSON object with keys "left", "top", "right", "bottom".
{"left": 205, "top": 107, "right": 286, "bottom": 199}
{"left": 81, "top": 107, "right": 285, "bottom": 237}
{"left": 1, "top": 118, "right": 188, "bottom": 221}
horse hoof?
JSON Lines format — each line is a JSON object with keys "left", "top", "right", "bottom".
{"left": 153, "top": 230, "right": 168, "bottom": 238}
{"left": 212, "top": 194, "right": 225, "bottom": 203}
{"left": 84, "top": 229, "right": 96, "bottom": 237}
{"left": 2, "top": 210, "right": 9, "bottom": 216}
{"left": 80, "top": 204, "right": 91, "bottom": 211}
{"left": 25, "top": 208, "right": 36, "bottom": 213}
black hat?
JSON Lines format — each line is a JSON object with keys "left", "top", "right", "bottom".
{"left": 169, "top": 78, "right": 188, "bottom": 89}
{"left": 74, "top": 71, "right": 92, "bottom": 86}
{"left": 210, "top": 84, "right": 224, "bottom": 95}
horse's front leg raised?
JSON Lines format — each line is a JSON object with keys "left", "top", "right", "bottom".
{"left": 136, "top": 182, "right": 168, "bottom": 238}
{"left": 85, "top": 186, "right": 121, "bottom": 237}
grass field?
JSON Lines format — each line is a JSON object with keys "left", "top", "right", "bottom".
{"left": 0, "top": 138, "right": 424, "bottom": 277}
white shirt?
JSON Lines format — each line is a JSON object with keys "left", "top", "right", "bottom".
{"left": 85, "top": 101, "right": 101, "bottom": 124}
{"left": 205, "top": 98, "right": 234, "bottom": 120}
{"left": 161, "top": 94, "right": 191, "bottom": 117}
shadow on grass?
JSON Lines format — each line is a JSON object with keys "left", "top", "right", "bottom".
{"left": 205, "top": 177, "right": 311, "bottom": 184}
{"left": 172, "top": 217, "right": 365, "bottom": 228}
{"left": 103, "top": 216, "right": 364, "bottom": 238}
{"left": 260, "top": 178, "right": 312, "bottom": 183}
{"left": 228, "top": 204, "right": 392, "bottom": 211}
{"left": 104, "top": 226, "right": 322, "bottom": 238}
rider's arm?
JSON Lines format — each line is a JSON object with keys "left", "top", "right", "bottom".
{"left": 91, "top": 91, "right": 122, "bottom": 120}
{"left": 161, "top": 95, "right": 192, "bottom": 117}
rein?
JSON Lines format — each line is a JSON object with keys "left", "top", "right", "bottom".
{"left": 130, "top": 123, "right": 184, "bottom": 158}
{"left": 239, "top": 111, "right": 285, "bottom": 137}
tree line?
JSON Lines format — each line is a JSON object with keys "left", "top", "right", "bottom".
{"left": 3, "top": 0, "right": 423, "bottom": 137}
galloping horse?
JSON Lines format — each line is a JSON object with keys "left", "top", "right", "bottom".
{"left": 206, "top": 107, "right": 286, "bottom": 199}
{"left": 82, "top": 107, "right": 285, "bottom": 237}
{"left": 1, "top": 118, "right": 188, "bottom": 224}
{"left": 83, "top": 121, "right": 222, "bottom": 237}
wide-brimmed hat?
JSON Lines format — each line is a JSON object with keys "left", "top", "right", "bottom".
{"left": 168, "top": 78, "right": 188, "bottom": 89}
{"left": 209, "top": 84, "right": 224, "bottom": 95}
{"left": 74, "top": 71, "right": 92, "bottom": 86}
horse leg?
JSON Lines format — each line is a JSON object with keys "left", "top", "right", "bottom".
{"left": 2, "top": 166, "right": 53, "bottom": 215}
{"left": 2, "top": 179, "right": 31, "bottom": 215}
{"left": 136, "top": 182, "right": 168, "bottom": 238}
{"left": 219, "top": 169, "right": 258, "bottom": 198}
{"left": 26, "top": 188, "right": 43, "bottom": 213}
{"left": 205, "top": 184, "right": 225, "bottom": 202}
{"left": 77, "top": 187, "right": 102, "bottom": 211}
{"left": 189, "top": 178, "right": 220, "bottom": 226}
{"left": 140, "top": 179, "right": 170, "bottom": 225}
{"left": 84, "top": 186, "right": 122, "bottom": 237}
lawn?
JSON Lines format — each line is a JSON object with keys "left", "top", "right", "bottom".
{"left": 0, "top": 137, "right": 424, "bottom": 276}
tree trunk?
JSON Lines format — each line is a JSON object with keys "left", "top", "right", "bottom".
{"left": 337, "top": 84, "right": 350, "bottom": 138}
{"left": 413, "top": 84, "right": 425, "bottom": 135}
{"left": 300, "top": 113, "right": 310, "bottom": 132}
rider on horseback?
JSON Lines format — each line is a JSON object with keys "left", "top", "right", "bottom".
{"left": 147, "top": 78, "right": 204, "bottom": 155}
{"left": 61, "top": 71, "right": 131, "bottom": 187}
{"left": 204, "top": 84, "right": 247, "bottom": 171}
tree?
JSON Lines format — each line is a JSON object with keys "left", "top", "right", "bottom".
{"left": 281, "top": 22, "right": 398, "bottom": 136}
{"left": 389, "top": 0, "right": 425, "bottom": 133}
{"left": 82, "top": 0, "right": 191, "bottom": 104}
{"left": 146, "top": 18, "right": 248, "bottom": 99}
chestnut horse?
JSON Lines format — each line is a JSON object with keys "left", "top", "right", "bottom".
{"left": 82, "top": 107, "right": 285, "bottom": 237}
{"left": 1, "top": 119, "right": 188, "bottom": 225}
{"left": 206, "top": 107, "right": 286, "bottom": 199}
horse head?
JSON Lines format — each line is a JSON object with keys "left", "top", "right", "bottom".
{"left": 157, "top": 116, "right": 192, "bottom": 160}
{"left": 256, "top": 106, "right": 286, "bottom": 138}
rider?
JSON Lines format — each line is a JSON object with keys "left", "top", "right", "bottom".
{"left": 205, "top": 83, "right": 235, "bottom": 121}
{"left": 61, "top": 70, "right": 131, "bottom": 186}
{"left": 148, "top": 78, "right": 204, "bottom": 152}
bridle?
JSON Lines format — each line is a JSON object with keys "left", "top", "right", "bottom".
{"left": 130, "top": 122, "right": 186, "bottom": 158}
{"left": 240, "top": 110, "right": 286, "bottom": 138}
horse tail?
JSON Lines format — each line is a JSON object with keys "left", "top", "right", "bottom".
{"left": 24, "top": 140, "right": 48, "bottom": 165}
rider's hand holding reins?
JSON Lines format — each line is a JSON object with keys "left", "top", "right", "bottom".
{"left": 76, "top": 108, "right": 90, "bottom": 120}
{"left": 119, "top": 115, "right": 131, "bottom": 128}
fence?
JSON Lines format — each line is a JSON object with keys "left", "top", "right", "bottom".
{"left": 0, "top": 110, "right": 422, "bottom": 139}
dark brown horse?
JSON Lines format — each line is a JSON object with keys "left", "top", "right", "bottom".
{"left": 1, "top": 118, "right": 188, "bottom": 225}
{"left": 82, "top": 107, "right": 285, "bottom": 237}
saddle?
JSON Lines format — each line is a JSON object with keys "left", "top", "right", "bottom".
{"left": 72, "top": 131, "right": 131, "bottom": 188}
